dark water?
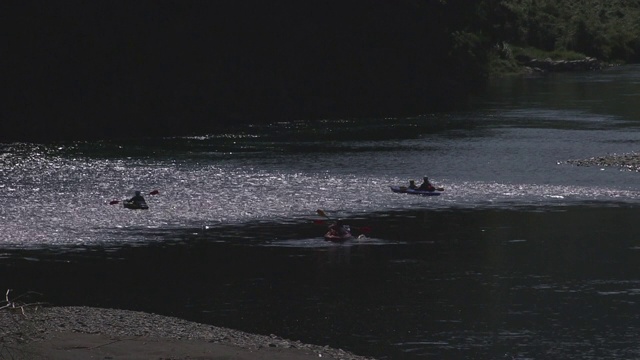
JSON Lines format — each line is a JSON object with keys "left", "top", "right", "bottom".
{"left": 2, "top": 65, "right": 640, "bottom": 359}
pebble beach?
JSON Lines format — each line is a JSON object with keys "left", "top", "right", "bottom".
{"left": 1, "top": 306, "right": 376, "bottom": 360}
{"left": 566, "top": 152, "right": 640, "bottom": 172}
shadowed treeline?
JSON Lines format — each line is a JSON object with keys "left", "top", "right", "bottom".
{"left": 2, "top": 1, "right": 491, "bottom": 141}
{"left": 3, "top": 1, "right": 639, "bottom": 142}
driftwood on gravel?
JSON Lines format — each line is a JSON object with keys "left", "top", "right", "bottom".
{"left": 0, "top": 289, "right": 47, "bottom": 316}
{"left": 1, "top": 290, "right": 49, "bottom": 360}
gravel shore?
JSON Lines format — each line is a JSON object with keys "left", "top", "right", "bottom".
{"left": 1, "top": 306, "right": 377, "bottom": 360}
{"left": 566, "top": 152, "right": 640, "bottom": 172}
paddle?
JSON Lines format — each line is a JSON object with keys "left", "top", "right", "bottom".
{"left": 109, "top": 190, "right": 159, "bottom": 205}
{"left": 316, "top": 209, "right": 330, "bottom": 219}
{"left": 314, "top": 209, "right": 332, "bottom": 225}
{"left": 315, "top": 209, "right": 372, "bottom": 233}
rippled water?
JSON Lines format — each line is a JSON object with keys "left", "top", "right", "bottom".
{"left": 2, "top": 65, "right": 640, "bottom": 359}
{"left": 2, "top": 116, "right": 639, "bottom": 248}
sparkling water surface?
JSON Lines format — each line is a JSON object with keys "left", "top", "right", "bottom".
{"left": 2, "top": 114, "right": 639, "bottom": 248}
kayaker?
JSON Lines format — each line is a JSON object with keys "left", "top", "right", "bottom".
{"left": 129, "top": 190, "right": 146, "bottom": 203}
{"left": 328, "top": 219, "right": 349, "bottom": 237}
{"left": 408, "top": 180, "right": 418, "bottom": 189}
{"left": 418, "top": 177, "right": 436, "bottom": 192}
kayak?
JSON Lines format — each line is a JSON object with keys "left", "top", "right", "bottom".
{"left": 324, "top": 231, "right": 354, "bottom": 242}
{"left": 390, "top": 186, "right": 441, "bottom": 196}
{"left": 324, "top": 226, "right": 354, "bottom": 242}
{"left": 123, "top": 200, "right": 149, "bottom": 210}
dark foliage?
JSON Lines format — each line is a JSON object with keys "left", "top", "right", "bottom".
{"left": 497, "top": 0, "right": 640, "bottom": 62}
{"left": 2, "top": 0, "right": 638, "bottom": 142}
{"left": 2, "top": 1, "right": 493, "bottom": 141}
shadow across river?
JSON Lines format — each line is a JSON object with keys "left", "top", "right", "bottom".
{"left": 3, "top": 204, "right": 640, "bottom": 359}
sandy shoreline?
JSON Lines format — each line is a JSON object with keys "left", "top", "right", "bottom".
{"left": 1, "top": 306, "right": 376, "bottom": 360}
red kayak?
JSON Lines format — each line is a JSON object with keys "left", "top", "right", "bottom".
{"left": 324, "top": 229, "right": 353, "bottom": 242}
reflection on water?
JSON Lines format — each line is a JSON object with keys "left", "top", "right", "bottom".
{"left": 262, "top": 236, "right": 397, "bottom": 248}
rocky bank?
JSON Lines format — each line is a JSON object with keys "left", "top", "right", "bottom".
{"left": 566, "top": 152, "right": 640, "bottom": 172}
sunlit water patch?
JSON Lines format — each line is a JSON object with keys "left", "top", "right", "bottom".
{"left": 2, "top": 111, "right": 640, "bottom": 249}
{"left": 2, "top": 151, "right": 639, "bottom": 249}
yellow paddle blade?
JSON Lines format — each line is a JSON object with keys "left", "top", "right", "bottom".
{"left": 316, "top": 209, "right": 327, "bottom": 217}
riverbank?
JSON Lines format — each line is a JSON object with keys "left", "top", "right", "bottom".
{"left": 1, "top": 306, "right": 376, "bottom": 360}
{"left": 567, "top": 152, "right": 640, "bottom": 172}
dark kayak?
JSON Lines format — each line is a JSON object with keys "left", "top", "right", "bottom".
{"left": 390, "top": 186, "right": 441, "bottom": 196}
{"left": 123, "top": 200, "right": 149, "bottom": 210}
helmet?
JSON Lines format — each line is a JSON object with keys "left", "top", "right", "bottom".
{"left": 135, "top": 191, "right": 141, "bottom": 196}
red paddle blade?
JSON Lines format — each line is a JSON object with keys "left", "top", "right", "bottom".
{"left": 109, "top": 200, "right": 120, "bottom": 205}
{"left": 149, "top": 190, "right": 159, "bottom": 195}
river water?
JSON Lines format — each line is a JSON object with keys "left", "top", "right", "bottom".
{"left": 2, "top": 65, "right": 640, "bottom": 359}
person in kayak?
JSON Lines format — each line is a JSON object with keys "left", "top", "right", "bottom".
{"left": 408, "top": 180, "right": 418, "bottom": 189}
{"left": 129, "top": 190, "right": 146, "bottom": 203}
{"left": 418, "top": 177, "right": 436, "bottom": 192}
{"left": 328, "top": 219, "right": 349, "bottom": 237}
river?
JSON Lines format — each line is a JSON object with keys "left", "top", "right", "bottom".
{"left": 1, "top": 65, "right": 640, "bottom": 359}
